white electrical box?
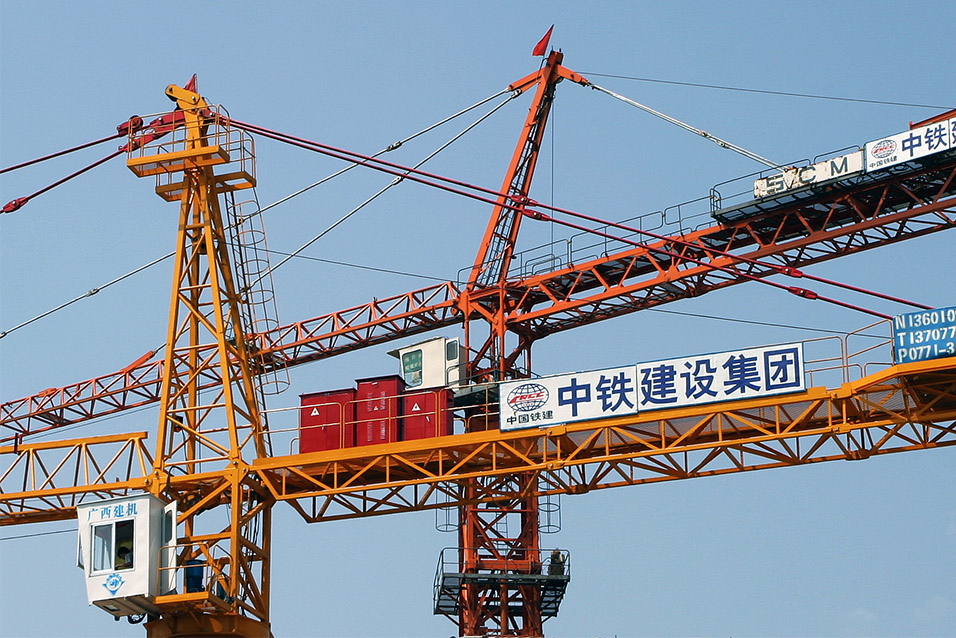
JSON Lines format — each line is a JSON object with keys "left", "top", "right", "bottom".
{"left": 76, "top": 493, "right": 177, "bottom": 617}
{"left": 389, "top": 337, "right": 464, "bottom": 389}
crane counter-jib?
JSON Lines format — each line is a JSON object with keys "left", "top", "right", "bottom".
{"left": 6, "top": 353, "right": 956, "bottom": 526}
{"left": 712, "top": 115, "right": 956, "bottom": 223}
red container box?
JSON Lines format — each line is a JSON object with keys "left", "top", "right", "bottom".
{"left": 354, "top": 376, "right": 405, "bottom": 446}
{"left": 300, "top": 388, "right": 356, "bottom": 453}
{"left": 403, "top": 388, "right": 453, "bottom": 440}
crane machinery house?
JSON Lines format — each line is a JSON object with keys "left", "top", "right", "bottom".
{"left": 389, "top": 336, "right": 465, "bottom": 390}
{"left": 76, "top": 494, "right": 178, "bottom": 618}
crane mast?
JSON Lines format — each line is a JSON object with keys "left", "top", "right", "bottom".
{"left": 452, "top": 51, "right": 590, "bottom": 637}
{"left": 463, "top": 50, "right": 586, "bottom": 382}
{"left": 126, "top": 79, "right": 272, "bottom": 637}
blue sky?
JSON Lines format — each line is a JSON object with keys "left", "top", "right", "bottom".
{"left": 2, "top": 1, "right": 955, "bottom": 636}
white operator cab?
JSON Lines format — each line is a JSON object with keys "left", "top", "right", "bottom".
{"left": 76, "top": 493, "right": 177, "bottom": 618}
{"left": 389, "top": 336, "right": 465, "bottom": 390}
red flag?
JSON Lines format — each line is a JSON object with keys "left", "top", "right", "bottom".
{"left": 532, "top": 25, "right": 553, "bottom": 56}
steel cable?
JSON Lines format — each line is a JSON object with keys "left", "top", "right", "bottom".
{"left": 0, "top": 90, "right": 517, "bottom": 335}
{"left": 0, "top": 131, "right": 125, "bottom": 175}
{"left": 0, "top": 253, "right": 175, "bottom": 339}
{"left": 243, "top": 90, "right": 521, "bottom": 290}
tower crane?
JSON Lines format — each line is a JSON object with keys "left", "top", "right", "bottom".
{"left": 2, "top": 47, "right": 956, "bottom": 638}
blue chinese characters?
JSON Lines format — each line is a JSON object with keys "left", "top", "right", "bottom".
{"left": 499, "top": 344, "right": 807, "bottom": 431}
{"left": 636, "top": 343, "right": 804, "bottom": 411}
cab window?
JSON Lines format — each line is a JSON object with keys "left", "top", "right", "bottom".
{"left": 90, "top": 519, "right": 135, "bottom": 573}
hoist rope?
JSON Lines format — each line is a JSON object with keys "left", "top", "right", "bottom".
{"left": 229, "top": 112, "right": 927, "bottom": 315}
{"left": 586, "top": 82, "right": 781, "bottom": 169}
{"left": 0, "top": 253, "right": 174, "bottom": 339}
{"left": 581, "top": 71, "right": 953, "bottom": 111}
{"left": 231, "top": 121, "right": 511, "bottom": 210}
{"left": 240, "top": 88, "right": 514, "bottom": 222}
{"left": 0, "top": 90, "right": 518, "bottom": 336}
{"left": 0, "top": 527, "right": 77, "bottom": 542}
{"left": 266, "top": 249, "right": 448, "bottom": 283}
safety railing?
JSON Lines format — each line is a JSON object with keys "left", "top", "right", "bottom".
{"left": 708, "top": 144, "right": 861, "bottom": 215}
{"left": 456, "top": 193, "right": 717, "bottom": 286}
{"left": 261, "top": 320, "right": 894, "bottom": 459}
{"left": 433, "top": 546, "right": 570, "bottom": 588}
{"left": 126, "top": 104, "right": 256, "bottom": 202}
{"left": 156, "top": 542, "right": 233, "bottom": 602}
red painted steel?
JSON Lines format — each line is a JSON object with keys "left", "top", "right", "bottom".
{"left": 403, "top": 388, "right": 453, "bottom": 441}
{"left": 354, "top": 376, "right": 405, "bottom": 446}
{"left": 299, "top": 389, "right": 356, "bottom": 452}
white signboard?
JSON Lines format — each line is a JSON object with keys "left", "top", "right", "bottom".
{"left": 865, "top": 117, "right": 956, "bottom": 172}
{"left": 636, "top": 343, "right": 805, "bottom": 411}
{"left": 754, "top": 151, "right": 863, "bottom": 198}
{"left": 499, "top": 366, "right": 638, "bottom": 431}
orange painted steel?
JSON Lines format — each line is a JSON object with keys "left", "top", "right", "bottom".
{"left": 455, "top": 50, "right": 585, "bottom": 636}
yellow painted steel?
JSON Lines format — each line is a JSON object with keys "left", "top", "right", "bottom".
{"left": 2, "top": 352, "right": 954, "bottom": 637}
{"left": 130, "top": 81, "right": 271, "bottom": 637}
{"left": 6, "top": 355, "right": 954, "bottom": 526}
{"left": 253, "top": 355, "right": 956, "bottom": 520}
{"left": 0, "top": 431, "right": 152, "bottom": 525}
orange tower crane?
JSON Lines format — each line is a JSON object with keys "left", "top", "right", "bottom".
{"left": 453, "top": 50, "right": 585, "bottom": 637}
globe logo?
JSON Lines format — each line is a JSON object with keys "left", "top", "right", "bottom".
{"left": 507, "top": 383, "right": 549, "bottom": 412}
{"left": 871, "top": 139, "right": 897, "bottom": 158}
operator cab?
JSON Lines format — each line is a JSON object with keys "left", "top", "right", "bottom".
{"left": 76, "top": 494, "right": 177, "bottom": 618}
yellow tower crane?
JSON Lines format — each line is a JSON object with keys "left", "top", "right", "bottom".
{"left": 123, "top": 77, "right": 272, "bottom": 637}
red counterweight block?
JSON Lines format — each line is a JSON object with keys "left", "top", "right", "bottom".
{"left": 354, "top": 376, "right": 405, "bottom": 446}
{"left": 403, "top": 388, "right": 453, "bottom": 440}
{"left": 299, "top": 388, "right": 356, "bottom": 453}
